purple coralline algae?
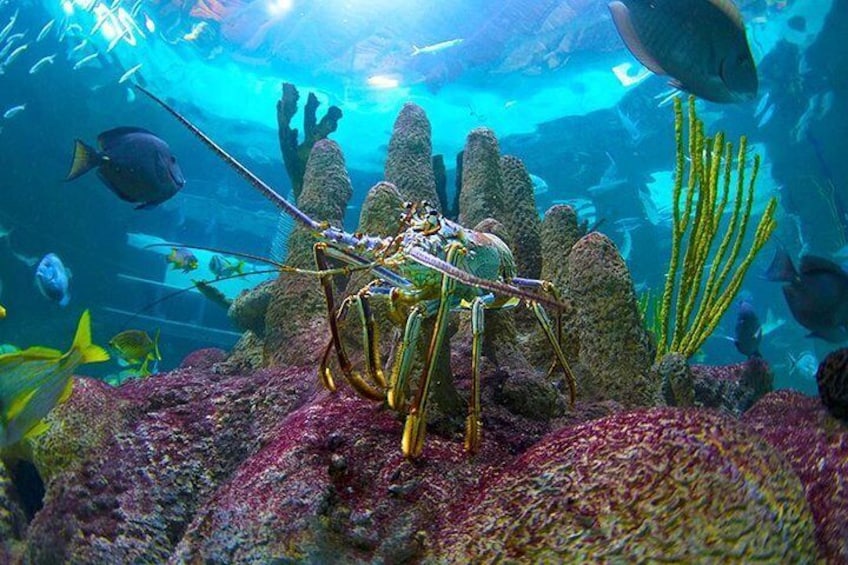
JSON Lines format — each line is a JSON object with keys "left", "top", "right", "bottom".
{"left": 384, "top": 103, "right": 441, "bottom": 208}
{"left": 565, "top": 232, "right": 658, "bottom": 406}
{"left": 437, "top": 408, "right": 818, "bottom": 562}
{"left": 816, "top": 347, "right": 848, "bottom": 419}
{"left": 743, "top": 390, "right": 848, "bottom": 563}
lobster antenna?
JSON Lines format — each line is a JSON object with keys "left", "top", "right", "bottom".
{"left": 135, "top": 85, "right": 320, "bottom": 232}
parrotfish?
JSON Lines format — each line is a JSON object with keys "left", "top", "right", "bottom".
{"left": 608, "top": 0, "right": 758, "bottom": 103}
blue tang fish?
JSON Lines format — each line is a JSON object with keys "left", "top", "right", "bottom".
{"left": 734, "top": 299, "right": 762, "bottom": 358}
{"left": 65, "top": 127, "right": 186, "bottom": 209}
{"left": 35, "top": 253, "right": 71, "bottom": 307}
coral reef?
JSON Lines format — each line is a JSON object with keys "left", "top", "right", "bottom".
{"left": 499, "top": 155, "right": 542, "bottom": 278}
{"left": 458, "top": 128, "right": 505, "bottom": 228}
{"left": 656, "top": 352, "right": 695, "bottom": 407}
{"left": 227, "top": 279, "right": 274, "bottom": 336}
{"left": 384, "top": 103, "right": 441, "bottom": 208}
{"left": 565, "top": 232, "right": 657, "bottom": 406}
{"left": 437, "top": 408, "right": 818, "bottom": 562}
{"left": 277, "top": 82, "right": 343, "bottom": 201}
{"left": 690, "top": 357, "right": 773, "bottom": 417}
{"left": 263, "top": 139, "right": 353, "bottom": 367}
{"left": 743, "top": 390, "right": 848, "bottom": 563}
{"left": 0, "top": 460, "right": 26, "bottom": 561}
{"left": 816, "top": 347, "right": 848, "bottom": 419}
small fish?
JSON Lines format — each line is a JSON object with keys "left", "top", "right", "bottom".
{"left": 183, "top": 21, "right": 207, "bottom": 42}
{"left": 28, "top": 54, "right": 55, "bottom": 75}
{"left": 756, "top": 103, "right": 775, "bottom": 128}
{"left": 733, "top": 299, "right": 762, "bottom": 358}
{"left": 129, "top": 0, "right": 143, "bottom": 17}
{"left": 411, "top": 38, "right": 463, "bottom": 56}
{"left": 3, "top": 42, "right": 28, "bottom": 67}
{"left": 106, "top": 26, "right": 129, "bottom": 52}
{"left": 65, "top": 127, "right": 186, "bottom": 208}
{"left": 0, "top": 310, "right": 109, "bottom": 448}
{"left": 118, "top": 62, "right": 142, "bottom": 84}
{"left": 0, "top": 304, "right": 5, "bottom": 319}
{"left": 70, "top": 38, "right": 89, "bottom": 54}
{"left": 0, "top": 33, "right": 23, "bottom": 60}
{"left": 167, "top": 247, "right": 198, "bottom": 273}
{"left": 193, "top": 280, "right": 232, "bottom": 310}
{"left": 0, "top": 8, "right": 18, "bottom": 44}
{"left": 36, "top": 18, "right": 55, "bottom": 42}
{"left": 608, "top": 0, "right": 758, "bottom": 103}
{"left": 3, "top": 104, "right": 25, "bottom": 119}
{"left": 529, "top": 174, "right": 549, "bottom": 196}
{"left": 788, "top": 351, "right": 817, "bottom": 381}
{"left": 72, "top": 52, "right": 99, "bottom": 70}
{"left": 109, "top": 328, "right": 160, "bottom": 375}
{"left": 209, "top": 254, "right": 245, "bottom": 278}
{"left": 35, "top": 253, "right": 71, "bottom": 307}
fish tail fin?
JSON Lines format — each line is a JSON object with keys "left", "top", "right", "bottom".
{"left": 70, "top": 310, "right": 110, "bottom": 364}
{"left": 236, "top": 260, "right": 246, "bottom": 275}
{"left": 764, "top": 246, "right": 797, "bottom": 282}
{"left": 65, "top": 139, "right": 101, "bottom": 181}
{"left": 411, "top": 45, "right": 421, "bottom": 56}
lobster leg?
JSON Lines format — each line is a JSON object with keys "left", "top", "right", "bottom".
{"left": 529, "top": 301, "right": 577, "bottom": 405}
{"left": 387, "top": 303, "right": 426, "bottom": 412}
{"left": 402, "top": 242, "right": 465, "bottom": 458}
{"left": 465, "top": 295, "right": 488, "bottom": 454}
{"left": 350, "top": 290, "right": 388, "bottom": 391}
{"left": 314, "top": 243, "right": 384, "bottom": 401}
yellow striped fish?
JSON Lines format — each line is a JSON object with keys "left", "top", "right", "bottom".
{"left": 0, "top": 310, "right": 109, "bottom": 448}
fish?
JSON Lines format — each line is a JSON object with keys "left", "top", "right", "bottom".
{"left": 411, "top": 38, "right": 463, "bottom": 56}
{"left": 607, "top": 0, "right": 758, "bottom": 103}
{"left": 167, "top": 247, "right": 198, "bottom": 273}
{"left": 118, "top": 62, "right": 142, "bottom": 84}
{"left": 72, "top": 52, "right": 99, "bottom": 70}
{"left": 0, "top": 33, "right": 23, "bottom": 60}
{"left": 733, "top": 299, "right": 762, "bottom": 358}
{"left": 787, "top": 351, "right": 817, "bottom": 381}
{"left": 106, "top": 26, "right": 129, "bottom": 52}
{"left": 0, "top": 310, "right": 109, "bottom": 448}
{"left": 529, "top": 174, "right": 549, "bottom": 196}
{"left": 0, "top": 9, "right": 17, "bottom": 44}
{"left": 70, "top": 38, "right": 88, "bottom": 54}
{"left": 2, "top": 42, "right": 28, "bottom": 67}
{"left": 209, "top": 254, "right": 246, "bottom": 278}
{"left": 108, "top": 328, "right": 160, "bottom": 375}
{"left": 0, "top": 305, "right": 5, "bottom": 319}
{"left": 2, "top": 104, "right": 24, "bottom": 119}
{"left": 28, "top": 54, "right": 56, "bottom": 75}
{"left": 765, "top": 247, "right": 848, "bottom": 342}
{"left": 36, "top": 18, "right": 55, "bottom": 42}
{"left": 35, "top": 253, "right": 71, "bottom": 307}
{"left": 65, "top": 127, "right": 186, "bottom": 209}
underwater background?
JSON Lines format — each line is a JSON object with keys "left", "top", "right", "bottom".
{"left": 1, "top": 0, "right": 841, "bottom": 395}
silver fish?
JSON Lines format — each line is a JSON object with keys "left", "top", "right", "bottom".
{"left": 0, "top": 9, "right": 18, "bottom": 44}
{"left": 73, "top": 52, "right": 99, "bottom": 70}
{"left": 106, "top": 27, "right": 129, "bottom": 52}
{"left": 71, "top": 38, "right": 88, "bottom": 53}
{"left": 2, "top": 42, "right": 28, "bottom": 67}
{"left": 36, "top": 18, "right": 55, "bottom": 42}
{"left": 3, "top": 104, "right": 26, "bottom": 119}
{"left": 28, "top": 54, "right": 55, "bottom": 74}
{"left": 118, "top": 62, "right": 142, "bottom": 84}
{"left": 411, "top": 38, "right": 463, "bottom": 56}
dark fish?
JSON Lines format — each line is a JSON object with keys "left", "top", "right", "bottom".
{"left": 608, "top": 0, "right": 758, "bottom": 103}
{"left": 766, "top": 249, "right": 848, "bottom": 342}
{"left": 65, "top": 127, "right": 185, "bottom": 209}
{"left": 734, "top": 299, "right": 762, "bottom": 358}
{"left": 35, "top": 252, "right": 71, "bottom": 307}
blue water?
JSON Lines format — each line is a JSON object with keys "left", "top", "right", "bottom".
{"left": 0, "top": 0, "right": 840, "bottom": 393}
